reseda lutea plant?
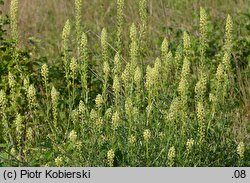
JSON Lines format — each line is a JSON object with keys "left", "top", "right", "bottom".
{"left": 0, "top": 0, "right": 248, "bottom": 167}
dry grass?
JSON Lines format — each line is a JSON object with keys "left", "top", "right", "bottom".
{"left": 1, "top": 0, "right": 249, "bottom": 54}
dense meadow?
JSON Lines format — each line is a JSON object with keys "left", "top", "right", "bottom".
{"left": 0, "top": 0, "right": 249, "bottom": 167}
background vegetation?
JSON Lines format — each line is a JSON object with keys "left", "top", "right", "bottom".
{"left": 0, "top": 0, "right": 249, "bottom": 166}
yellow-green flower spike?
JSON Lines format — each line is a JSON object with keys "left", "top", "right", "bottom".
{"left": 139, "top": 0, "right": 148, "bottom": 33}
{"left": 143, "top": 129, "right": 151, "bottom": 142}
{"left": 28, "top": 84, "right": 36, "bottom": 106}
{"left": 186, "top": 138, "right": 194, "bottom": 154}
{"left": 51, "top": 86, "right": 59, "bottom": 127}
{"left": 161, "top": 38, "right": 169, "bottom": 58}
{"left": 116, "top": 0, "right": 124, "bottom": 53}
{"left": 195, "top": 72, "right": 207, "bottom": 102}
{"left": 237, "top": 141, "right": 245, "bottom": 159}
{"left": 68, "top": 130, "right": 77, "bottom": 142}
{"left": 70, "top": 57, "right": 78, "bottom": 78}
{"left": 197, "top": 101, "right": 205, "bottom": 144}
{"left": 95, "top": 94, "right": 103, "bottom": 109}
{"left": 0, "top": 90, "right": 7, "bottom": 109}
{"left": 107, "top": 149, "right": 115, "bottom": 167}
{"left": 55, "top": 156, "right": 63, "bottom": 167}
{"left": 113, "top": 75, "right": 120, "bottom": 96}
{"left": 62, "top": 20, "right": 71, "bottom": 53}
{"left": 10, "top": 0, "right": 18, "bottom": 42}
{"left": 200, "top": 7, "right": 208, "bottom": 41}
{"left": 167, "top": 146, "right": 176, "bottom": 167}
{"left": 113, "top": 53, "right": 122, "bottom": 76}
{"left": 101, "top": 28, "right": 108, "bottom": 63}
{"left": 41, "top": 64, "right": 49, "bottom": 84}
{"left": 225, "top": 14, "right": 233, "bottom": 52}
{"left": 130, "top": 23, "right": 138, "bottom": 70}
{"left": 8, "top": 72, "right": 16, "bottom": 89}
{"left": 134, "top": 66, "right": 142, "bottom": 87}
{"left": 112, "top": 111, "right": 120, "bottom": 130}
{"left": 183, "top": 31, "right": 191, "bottom": 58}
{"left": 75, "top": 0, "right": 82, "bottom": 43}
